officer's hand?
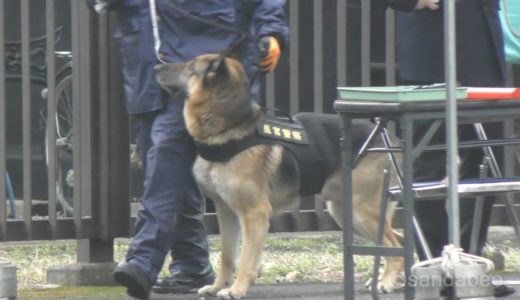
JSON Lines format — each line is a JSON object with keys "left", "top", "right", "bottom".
{"left": 257, "top": 36, "right": 281, "bottom": 73}
{"left": 415, "top": 0, "right": 440, "bottom": 10}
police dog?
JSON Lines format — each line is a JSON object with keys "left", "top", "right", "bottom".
{"left": 154, "top": 54, "right": 403, "bottom": 299}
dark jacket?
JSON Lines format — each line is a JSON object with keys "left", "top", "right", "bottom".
{"left": 104, "top": 0, "right": 288, "bottom": 114}
{"left": 385, "top": 0, "right": 506, "bottom": 86}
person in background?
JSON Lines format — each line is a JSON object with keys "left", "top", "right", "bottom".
{"left": 85, "top": 1, "right": 288, "bottom": 299}
{"left": 381, "top": 0, "right": 514, "bottom": 296}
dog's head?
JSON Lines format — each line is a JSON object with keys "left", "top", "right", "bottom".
{"left": 154, "top": 53, "right": 250, "bottom": 106}
{"left": 154, "top": 54, "right": 259, "bottom": 142}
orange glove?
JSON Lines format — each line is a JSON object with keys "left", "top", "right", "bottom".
{"left": 258, "top": 36, "right": 281, "bottom": 73}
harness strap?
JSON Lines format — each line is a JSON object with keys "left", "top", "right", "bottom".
{"left": 195, "top": 134, "right": 278, "bottom": 163}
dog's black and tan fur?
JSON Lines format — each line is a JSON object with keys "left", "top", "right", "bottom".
{"left": 154, "top": 54, "right": 404, "bottom": 299}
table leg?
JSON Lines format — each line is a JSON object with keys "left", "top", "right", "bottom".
{"left": 402, "top": 115, "right": 416, "bottom": 300}
{"left": 341, "top": 116, "right": 355, "bottom": 300}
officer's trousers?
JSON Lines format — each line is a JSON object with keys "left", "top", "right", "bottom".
{"left": 126, "top": 96, "right": 211, "bottom": 283}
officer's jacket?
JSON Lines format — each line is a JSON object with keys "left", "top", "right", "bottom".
{"left": 380, "top": 0, "right": 506, "bottom": 86}
{"left": 111, "top": 0, "right": 288, "bottom": 114}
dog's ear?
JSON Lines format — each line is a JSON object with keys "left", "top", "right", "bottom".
{"left": 225, "top": 48, "right": 241, "bottom": 61}
{"left": 204, "top": 55, "right": 228, "bottom": 85}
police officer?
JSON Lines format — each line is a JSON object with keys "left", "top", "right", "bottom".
{"left": 379, "top": 0, "right": 516, "bottom": 295}
{"left": 382, "top": 0, "right": 506, "bottom": 256}
{"left": 85, "top": 1, "right": 288, "bottom": 299}
{"left": 378, "top": 0, "right": 515, "bottom": 296}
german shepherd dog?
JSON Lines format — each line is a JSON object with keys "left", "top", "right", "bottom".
{"left": 154, "top": 54, "right": 404, "bottom": 299}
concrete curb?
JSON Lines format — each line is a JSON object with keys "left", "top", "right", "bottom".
{"left": 47, "top": 262, "right": 117, "bottom": 286}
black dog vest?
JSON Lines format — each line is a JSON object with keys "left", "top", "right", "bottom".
{"left": 195, "top": 114, "right": 334, "bottom": 196}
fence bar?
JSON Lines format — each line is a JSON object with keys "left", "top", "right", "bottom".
{"left": 46, "top": 0, "right": 58, "bottom": 237}
{"left": 0, "top": 0, "right": 5, "bottom": 240}
{"left": 71, "top": 0, "right": 82, "bottom": 237}
{"left": 21, "top": 0, "right": 32, "bottom": 239}
{"left": 313, "top": 1, "right": 323, "bottom": 113}
{"left": 385, "top": 9, "right": 396, "bottom": 86}
{"left": 266, "top": 73, "right": 275, "bottom": 109}
{"left": 360, "top": 0, "right": 371, "bottom": 86}
{"left": 289, "top": 0, "right": 299, "bottom": 114}
{"left": 336, "top": 0, "right": 347, "bottom": 86}
{"left": 97, "top": 11, "right": 110, "bottom": 240}
{"left": 77, "top": 0, "right": 93, "bottom": 226}
{"left": 102, "top": 13, "right": 131, "bottom": 239}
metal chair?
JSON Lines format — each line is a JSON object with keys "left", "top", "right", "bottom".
{"left": 356, "top": 119, "right": 520, "bottom": 299}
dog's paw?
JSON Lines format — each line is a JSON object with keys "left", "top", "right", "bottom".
{"left": 364, "top": 274, "right": 403, "bottom": 294}
{"left": 216, "top": 287, "right": 246, "bottom": 299}
{"left": 198, "top": 284, "right": 222, "bottom": 296}
{"left": 365, "top": 278, "right": 392, "bottom": 293}
{"left": 364, "top": 277, "right": 374, "bottom": 289}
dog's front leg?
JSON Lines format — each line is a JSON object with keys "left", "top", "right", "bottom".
{"left": 199, "top": 202, "right": 240, "bottom": 297}
{"left": 217, "top": 201, "right": 272, "bottom": 300}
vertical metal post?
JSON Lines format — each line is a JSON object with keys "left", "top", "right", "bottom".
{"left": 101, "top": 12, "right": 130, "bottom": 239}
{"left": 70, "top": 0, "right": 82, "bottom": 238}
{"left": 341, "top": 115, "right": 355, "bottom": 300}
{"left": 0, "top": 0, "right": 6, "bottom": 240}
{"left": 21, "top": 0, "right": 32, "bottom": 239}
{"left": 266, "top": 73, "right": 275, "bottom": 109}
{"left": 385, "top": 9, "right": 396, "bottom": 86}
{"left": 313, "top": 1, "right": 323, "bottom": 113}
{"left": 79, "top": 0, "right": 93, "bottom": 224}
{"left": 46, "top": 0, "right": 58, "bottom": 237}
{"left": 336, "top": 0, "right": 347, "bottom": 87}
{"left": 402, "top": 115, "right": 416, "bottom": 300}
{"left": 289, "top": 0, "right": 299, "bottom": 114}
{"left": 360, "top": 0, "right": 371, "bottom": 86}
{"left": 77, "top": 1, "right": 117, "bottom": 263}
{"left": 97, "top": 4, "right": 110, "bottom": 241}
{"left": 444, "top": 0, "right": 460, "bottom": 247}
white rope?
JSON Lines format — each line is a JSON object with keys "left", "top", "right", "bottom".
{"left": 411, "top": 244, "right": 494, "bottom": 278}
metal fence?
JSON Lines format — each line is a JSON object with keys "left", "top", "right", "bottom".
{"left": 0, "top": 0, "right": 518, "bottom": 263}
{"left": 0, "top": 0, "right": 130, "bottom": 262}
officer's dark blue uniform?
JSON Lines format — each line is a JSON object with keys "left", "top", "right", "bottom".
{"left": 382, "top": 0, "right": 506, "bottom": 258}
{"left": 97, "top": 0, "right": 288, "bottom": 298}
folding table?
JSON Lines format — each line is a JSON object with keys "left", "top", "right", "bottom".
{"left": 334, "top": 97, "right": 520, "bottom": 300}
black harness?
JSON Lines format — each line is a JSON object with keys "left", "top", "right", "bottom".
{"left": 194, "top": 116, "right": 328, "bottom": 196}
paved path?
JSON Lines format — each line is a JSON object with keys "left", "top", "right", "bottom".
{"left": 150, "top": 280, "right": 520, "bottom": 300}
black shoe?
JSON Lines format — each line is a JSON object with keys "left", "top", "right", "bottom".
{"left": 113, "top": 262, "right": 152, "bottom": 299}
{"left": 152, "top": 266, "right": 215, "bottom": 294}
{"left": 494, "top": 284, "right": 515, "bottom": 297}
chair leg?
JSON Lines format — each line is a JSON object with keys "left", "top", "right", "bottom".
{"left": 473, "top": 123, "right": 520, "bottom": 245}
{"left": 413, "top": 216, "right": 433, "bottom": 260}
{"left": 470, "top": 160, "right": 490, "bottom": 254}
